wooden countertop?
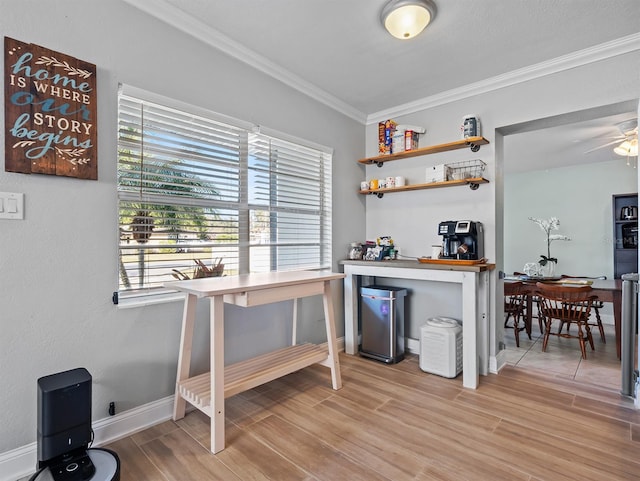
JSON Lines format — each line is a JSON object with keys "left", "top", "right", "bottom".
{"left": 340, "top": 259, "right": 496, "bottom": 273}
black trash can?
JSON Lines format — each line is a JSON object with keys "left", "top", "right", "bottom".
{"left": 359, "top": 285, "right": 407, "bottom": 363}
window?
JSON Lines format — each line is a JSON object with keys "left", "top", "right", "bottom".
{"left": 117, "top": 86, "right": 332, "bottom": 302}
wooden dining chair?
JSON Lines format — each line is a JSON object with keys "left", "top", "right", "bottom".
{"left": 534, "top": 282, "right": 598, "bottom": 359}
{"left": 504, "top": 281, "right": 529, "bottom": 347}
{"left": 558, "top": 275, "right": 607, "bottom": 343}
{"left": 514, "top": 272, "right": 543, "bottom": 334}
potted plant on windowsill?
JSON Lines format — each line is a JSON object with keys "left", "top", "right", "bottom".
{"left": 171, "top": 258, "right": 224, "bottom": 280}
{"left": 529, "top": 216, "right": 571, "bottom": 277}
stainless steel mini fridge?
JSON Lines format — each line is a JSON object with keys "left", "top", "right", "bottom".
{"left": 359, "top": 285, "right": 407, "bottom": 363}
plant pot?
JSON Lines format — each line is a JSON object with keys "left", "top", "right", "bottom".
{"left": 541, "top": 261, "right": 556, "bottom": 278}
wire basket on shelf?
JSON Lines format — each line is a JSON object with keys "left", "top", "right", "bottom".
{"left": 446, "top": 159, "right": 486, "bottom": 180}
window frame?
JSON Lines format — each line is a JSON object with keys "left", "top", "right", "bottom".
{"left": 115, "top": 85, "right": 333, "bottom": 306}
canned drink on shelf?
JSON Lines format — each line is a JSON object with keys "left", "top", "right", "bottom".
{"left": 462, "top": 115, "right": 480, "bottom": 139}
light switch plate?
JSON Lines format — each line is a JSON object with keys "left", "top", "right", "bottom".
{"left": 0, "top": 192, "right": 24, "bottom": 219}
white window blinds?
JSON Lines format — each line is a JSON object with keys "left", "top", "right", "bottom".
{"left": 116, "top": 87, "right": 332, "bottom": 302}
{"left": 248, "top": 133, "right": 331, "bottom": 272}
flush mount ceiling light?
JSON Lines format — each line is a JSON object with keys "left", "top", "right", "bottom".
{"left": 381, "top": 0, "right": 437, "bottom": 40}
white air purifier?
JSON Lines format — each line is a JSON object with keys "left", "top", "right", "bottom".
{"left": 419, "top": 317, "right": 462, "bottom": 378}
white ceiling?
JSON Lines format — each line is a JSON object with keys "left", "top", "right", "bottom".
{"left": 503, "top": 105, "right": 639, "bottom": 173}
{"left": 127, "top": 0, "right": 640, "bottom": 171}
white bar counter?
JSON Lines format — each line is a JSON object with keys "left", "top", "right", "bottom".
{"left": 340, "top": 259, "right": 494, "bottom": 389}
{"left": 166, "top": 270, "right": 345, "bottom": 453}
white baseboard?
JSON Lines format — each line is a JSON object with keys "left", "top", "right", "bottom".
{"left": 492, "top": 349, "right": 508, "bottom": 374}
{"left": 0, "top": 442, "right": 37, "bottom": 481}
{"left": 91, "top": 395, "right": 176, "bottom": 447}
{"left": 0, "top": 396, "right": 175, "bottom": 481}
{"left": 406, "top": 337, "right": 420, "bottom": 354}
{"left": 0, "top": 337, "right": 346, "bottom": 481}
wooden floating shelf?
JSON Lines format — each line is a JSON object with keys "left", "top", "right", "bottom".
{"left": 358, "top": 136, "right": 489, "bottom": 166}
{"left": 359, "top": 177, "right": 489, "bottom": 196}
{"left": 177, "top": 343, "right": 329, "bottom": 415}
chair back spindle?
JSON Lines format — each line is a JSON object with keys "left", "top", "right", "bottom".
{"left": 504, "top": 281, "right": 529, "bottom": 347}
{"left": 534, "top": 282, "right": 598, "bottom": 359}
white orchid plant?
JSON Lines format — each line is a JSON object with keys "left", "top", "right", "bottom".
{"left": 528, "top": 216, "right": 571, "bottom": 266}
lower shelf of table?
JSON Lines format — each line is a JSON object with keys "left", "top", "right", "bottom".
{"left": 177, "top": 342, "right": 329, "bottom": 416}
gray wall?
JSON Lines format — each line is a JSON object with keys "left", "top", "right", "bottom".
{"left": 504, "top": 160, "right": 637, "bottom": 280}
{"left": 0, "top": 0, "right": 365, "bottom": 453}
{"left": 363, "top": 52, "right": 640, "bottom": 360}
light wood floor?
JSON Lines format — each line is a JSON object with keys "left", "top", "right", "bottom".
{"left": 105, "top": 353, "right": 640, "bottom": 481}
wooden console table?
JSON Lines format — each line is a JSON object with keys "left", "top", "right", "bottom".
{"left": 166, "top": 270, "right": 345, "bottom": 454}
{"left": 341, "top": 260, "right": 494, "bottom": 389}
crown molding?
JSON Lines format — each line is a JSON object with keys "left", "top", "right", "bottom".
{"left": 367, "top": 32, "right": 640, "bottom": 124}
{"left": 122, "top": 0, "right": 368, "bottom": 124}
{"left": 123, "top": 0, "right": 640, "bottom": 127}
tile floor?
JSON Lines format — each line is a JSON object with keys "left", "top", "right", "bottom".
{"left": 503, "top": 320, "right": 623, "bottom": 391}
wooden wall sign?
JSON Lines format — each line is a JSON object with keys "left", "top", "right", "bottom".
{"left": 4, "top": 37, "right": 98, "bottom": 180}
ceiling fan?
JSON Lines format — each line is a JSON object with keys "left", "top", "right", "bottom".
{"left": 585, "top": 118, "right": 638, "bottom": 157}
{"left": 611, "top": 118, "right": 638, "bottom": 157}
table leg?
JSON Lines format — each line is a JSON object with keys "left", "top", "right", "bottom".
{"left": 523, "top": 293, "right": 532, "bottom": 338}
{"left": 343, "top": 270, "right": 358, "bottom": 355}
{"left": 323, "top": 281, "right": 342, "bottom": 390}
{"left": 210, "top": 295, "right": 225, "bottom": 454}
{"left": 478, "top": 271, "right": 489, "bottom": 376}
{"left": 173, "top": 293, "right": 197, "bottom": 421}
{"left": 292, "top": 298, "right": 298, "bottom": 346}
{"left": 462, "top": 273, "right": 479, "bottom": 389}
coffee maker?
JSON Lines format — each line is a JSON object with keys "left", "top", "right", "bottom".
{"left": 438, "top": 220, "right": 484, "bottom": 260}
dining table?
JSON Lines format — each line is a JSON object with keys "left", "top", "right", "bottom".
{"left": 504, "top": 276, "right": 623, "bottom": 359}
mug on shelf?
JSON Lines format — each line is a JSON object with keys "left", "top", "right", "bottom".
{"left": 395, "top": 176, "right": 406, "bottom": 187}
{"left": 369, "top": 179, "right": 379, "bottom": 190}
{"left": 360, "top": 181, "right": 369, "bottom": 190}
